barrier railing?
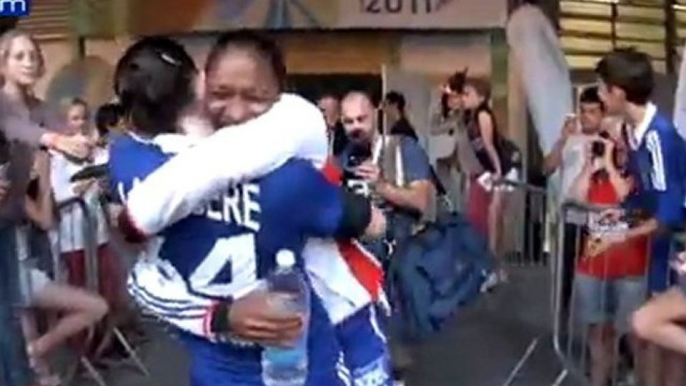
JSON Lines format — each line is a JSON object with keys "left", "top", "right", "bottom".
{"left": 552, "top": 201, "right": 612, "bottom": 386}
{"left": 51, "top": 197, "right": 148, "bottom": 385}
{"left": 486, "top": 179, "right": 573, "bottom": 386}
{"left": 495, "top": 179, "right": 549, "bottom": 268}
{"left": 482, "top": 177, "right": 675, "bottom": 386}
{"left": 550, "top": 201, "right": 680, "bottom": 386}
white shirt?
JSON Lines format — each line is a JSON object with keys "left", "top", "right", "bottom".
{"left": 629, "top": 102, "right": 657, "bottom": 150}
{"left": 559, "top": 133, "right": 595, "bottom": 224}
{"left": 50, "top": 148, "right": 109, "bottom": 252}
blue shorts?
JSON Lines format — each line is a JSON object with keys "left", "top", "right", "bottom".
{"left": 336, "top": 306, "right": 392, "bottom": 386}
{"left": 575, "top": 274, "right": 646, "bottom": 333}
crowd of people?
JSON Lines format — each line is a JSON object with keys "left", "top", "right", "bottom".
{"left": 2, "top": 23, "right": 686, "bottom": 386}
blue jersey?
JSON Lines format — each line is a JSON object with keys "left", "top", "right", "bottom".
{"left": 109, "top": 133, "right": 349, "bottom": 385}
{"left": 622, "top": 107, "right": 686, "bottom": 291}
{"left": 623, "top": 111, "right": 686, "bottom": 228}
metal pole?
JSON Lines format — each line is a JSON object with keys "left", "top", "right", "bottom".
{"left": 665, "top": 0, "right": 677, "bottom": 77}
{"left": 610, "top": 2, "right": 618, "bottom": 49}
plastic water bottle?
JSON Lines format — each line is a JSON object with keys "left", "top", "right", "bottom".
{"left": 261, "top": 250, "right": 310, "bottom": 386}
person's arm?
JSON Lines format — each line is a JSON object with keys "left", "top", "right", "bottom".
{"left": 624, "top": 218, "right": 659, "bottom": 240}
{"left": 543, "top": 137, "right": 566, "bottom": 176}
{"left": 120, "top": 94, "right": 327, "bottom": 239}
{"left": 570, "top": 160, "right": 594, "bottom": 203}
{"left": 25, "top": 151, "right": 54, "bottom": 230}
{"left": 377, "top": 181, "right": 432, "bottom": 213}
{"left": 605, "top": 161, "right": 631, "bottom": 200}
{"left": 646, "top": 130, "right": 685, "bottom": 231}
{"left": 618, "top": 130, "right": 685, "bottom": 242}
{"left": 2, "top": 115, "right": 92, "bottom": 159}
{"left": 0, "top": 180, "right": 9, "bottom": 205}
{"left": 291, "top": 161, "right": 386, "bottom": 239}
{"left": 50, "top": 153, "right": 75, "bottom": 203}
{"left": 543, "top": 117, "right": 576, "bottom": 176}
{"left": 377, "top": 139, "right": 433, "bottom": 214}
{"left": 477, "top": 111, "right": 503, "bottom": 176}
{"left": 429, "top": 111, "right": 449, "bottom": 135}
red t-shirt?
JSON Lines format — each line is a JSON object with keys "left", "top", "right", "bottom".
{"left": 576, "top": 177, "right": 649, "bottom": 279}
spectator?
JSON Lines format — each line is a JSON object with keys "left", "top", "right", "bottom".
{"left": 50, "top": 98, "right": 124, "bottom": 329}
{"left": 317, "top": 93, "right": 348, "bottom": 156}
{"left": 593, "top": 48, "right": 686, "bottom": 386}
{"left": 62, "top": 97, "right": 89, "bottom": 135}
{"left": 462, "top": 77, "right": 516, "bottom": 286}
{"left": 338, "top": 91, "right": 434, "bottom": 384}
{"left": 382, "top": 91, "right": 418, "bottom": 141}
{"left": 430, "top": 71, "right": 482, "bottom": 210}
{"left": 95, "top": 103, "right": 125, "bottom": 143}
{"left": 20, "top": 149, "right": 108, "bottom": 386}
{"left": 571, "top": 129, "right": 648, "bottom": 386}
{"left": 544, "top": 86, "right": 605, "bottom": 318}
{"left": 0, "top": 29, "right": 92, "bottom": 386}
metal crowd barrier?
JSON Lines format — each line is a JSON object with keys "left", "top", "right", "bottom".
{"left": 52, "top": 197, "right": 149, "bottom": 385}
{"left": 495, "top": 179, "right": 549, "bottom": 268}
{"left": 485, "top": 179, "right": 571, "bottom": 386}
{"left": 476, "top": 178, "right": 679, "bottom": 386}
{"left": 550, "top": 201, "right": 685, "bottom": 386}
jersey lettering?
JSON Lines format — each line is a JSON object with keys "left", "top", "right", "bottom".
{"left": 205, "top": 184, "right": 260, "bottom": 231}
{"left": 118, "top": 178, "right": 261, "bottom": 232}
{"left": 188, "top": 233, "right": 258, "bottom": 298}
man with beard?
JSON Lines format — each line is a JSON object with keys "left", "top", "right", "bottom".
{"left": 338, "top": 92, "right": 433, "bottom": 257}
{"left": 337, "top": 91, "right": 433, "bottom": 384}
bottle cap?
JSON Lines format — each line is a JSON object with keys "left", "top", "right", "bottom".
{"left": 276, "top": 250, "right": 296, "bottom": 268}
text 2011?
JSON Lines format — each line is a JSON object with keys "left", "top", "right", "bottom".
{"left": 361, "top": 0, "right": 438, "bottom": 14}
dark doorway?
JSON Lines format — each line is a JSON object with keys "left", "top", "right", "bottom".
{"left": 286, "top": 73, "right": 383, "bottom": 105}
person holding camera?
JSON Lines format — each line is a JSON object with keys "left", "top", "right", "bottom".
{"left": 337, "top": 91, "right": 433, "bottom": 383}
{"left": 338, "top": 91, "right": 433, "bottom": 258}
{"left": 543, "top": 86, "right": 605, "bottom": 319}
{"left": 571, "top": 130, "right": 649, "bottom": 386}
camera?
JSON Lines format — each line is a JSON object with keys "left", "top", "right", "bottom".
{"left": 591, "top": 131, "right": 610, "bottom": 158}
{"left": 591, "top": 141, "right": 605, "bottom": 157}
{"left": 343, "top": 142, "right": 372, "bottom": 179}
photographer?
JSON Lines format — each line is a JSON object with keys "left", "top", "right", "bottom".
{"left": 337, "top": 91, "right": 433, "bottom": 383}
{"left": 570, "top": 130, "right": 648, "bottom": 386}
{"left": 544, "top": 86, "right": 605, "bottom": 318}
{"left": 339, "top": 91, "right": 433, "bottom": 255}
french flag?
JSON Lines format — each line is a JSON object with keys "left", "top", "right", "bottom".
{"left": 320, "top": 158, "right": 384, "bottom": 300}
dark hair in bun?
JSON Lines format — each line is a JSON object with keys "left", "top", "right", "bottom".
{"left": 447, "top": 68, "right": 467, "bottom": 94}
{"left": 114, "top": 37, "right": 197, "bottom": 135}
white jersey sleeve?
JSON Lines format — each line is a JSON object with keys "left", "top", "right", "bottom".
{"left": 124, "top": 94, "right": 328, "bottom": 236}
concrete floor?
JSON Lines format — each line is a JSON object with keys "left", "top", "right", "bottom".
{"left": 65, "top": 266, "right": 589, "bottom": 386}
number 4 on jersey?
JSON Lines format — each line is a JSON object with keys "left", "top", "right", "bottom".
{"left": 188, "top": 233, "right": 258, "bottom": 299}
